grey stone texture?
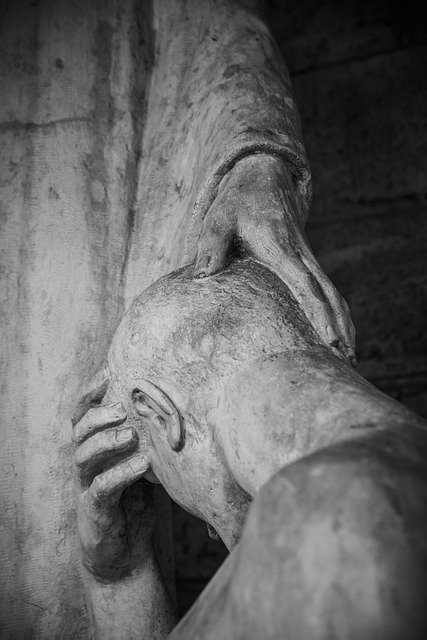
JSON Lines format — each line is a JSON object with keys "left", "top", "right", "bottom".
{"left": 173, "top": 0, "right": 427, "bottom": 615}
{"left": 97, "top": 260, "right": 427, "bottom": 638}
{"left": 1, "top": 0, "right": 426, "bottom": 630}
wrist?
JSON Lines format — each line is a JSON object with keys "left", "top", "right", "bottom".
{"left": 219, "top": 153, "right": 305, "bottom": 228}
{"left": 81, "top": 550, "right": 177, "bottom": 640}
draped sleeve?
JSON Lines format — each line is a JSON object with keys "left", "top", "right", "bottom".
{"left": 124, "top": 0, "right": 312, "bottom": 300}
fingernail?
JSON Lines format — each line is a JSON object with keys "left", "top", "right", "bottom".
{"left": 117, "top": 427, "right": 134, "bottom": 443}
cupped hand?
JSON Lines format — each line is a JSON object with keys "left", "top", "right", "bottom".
{"left": 194, "top": 155, "right": 356, "bottom": 365}
{"left": 72, "top": 385, "right": 154, "bottom": 581}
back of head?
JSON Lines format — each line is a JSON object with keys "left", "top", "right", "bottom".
{"left": 108, "top": 258, "right": 320, "bottom": 402}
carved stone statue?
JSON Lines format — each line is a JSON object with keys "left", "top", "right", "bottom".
{"left": 1, "top": 0, "right": 420, "bottom": 637}
{"left": 73, "top": 259, "right": 427, "bottom": 639}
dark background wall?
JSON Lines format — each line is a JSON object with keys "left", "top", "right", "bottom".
{"left": 173, "top": 0, "right": 427, "bottom": 616}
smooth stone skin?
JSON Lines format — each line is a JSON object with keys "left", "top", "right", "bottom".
{"left": 94, "top": 258, "right": 427, "bottom": 639}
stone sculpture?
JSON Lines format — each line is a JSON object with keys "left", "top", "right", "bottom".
{"left": 2, "top": 0, "right": 422, "bottom": 637}
{"left": 1, "top": 1, "right": 356, "bottom": 634}
{"left": 73, "top": 259, "right": 427, "bottom": 639}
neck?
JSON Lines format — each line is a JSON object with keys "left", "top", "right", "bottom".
{"left": 214, "top": 347, "right": 426, "bottom": 499}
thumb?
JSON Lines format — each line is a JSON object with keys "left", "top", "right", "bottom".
{"left": 194, "top": 208, "right": 234, "bottom": 279}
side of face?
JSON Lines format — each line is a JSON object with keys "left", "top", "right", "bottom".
{"left": 130, "top": 377, "right": 250, "bottom": 548}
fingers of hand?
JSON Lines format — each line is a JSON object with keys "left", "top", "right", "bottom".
{"left": 244, "top": 220, "right": 312, "bottom": 288}
{"left": 71, "top": 376, "right": 110, "bottom": 427}
{"left": 194, "top": 205, "right": 234, "bottom": 279}
{"left": 245, "top": 223, "right": 349, "bottom": 350}
{"left": 299, "top": 251, "right": 357, "bottom": 363}
{"left": 73, "top": 403, "right": 127, "bottom": 444}
{"left": 194, "top": 186, "right": 357, "bottom": 364}
{"left": 85, "top": 454, "right": 150, "bottom": 510}
{"left": 75, "top": 426, "right": 137, "bottom": 486}
{"left": 317, "top": 276, "right": 356, "bottom": 361}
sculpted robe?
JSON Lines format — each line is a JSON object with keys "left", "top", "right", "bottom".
{"left": 0, "top": 0, "right": 310, "bottom": 636}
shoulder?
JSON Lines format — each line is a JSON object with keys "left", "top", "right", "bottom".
{"left": 224, "top": 428, "right": 427, "bottom": 639}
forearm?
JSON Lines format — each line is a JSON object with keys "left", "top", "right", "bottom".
{"left": 82, "top": 553, "right": 177, "bottom": 640}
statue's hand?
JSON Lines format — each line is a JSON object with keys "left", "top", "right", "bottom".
{"left": 194, "top": 155, "right": 356, "bottom": 365}
{"left": 72, "top": 401, "right": 154, "bottom": 581}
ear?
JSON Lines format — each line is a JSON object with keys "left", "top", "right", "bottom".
{"left": 131, "top": 378, "right": 184, "bottom": 452}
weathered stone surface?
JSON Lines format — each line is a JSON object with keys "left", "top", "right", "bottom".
{"left": 173, "top": 0, "right": 427, "bottom": 612}
{"left": 87, "top": 258, "right": 427, "bottom": 638}
{"left": 274, "top": 0, "right": 427, "bottom": 424}
{"left": 3, "top": 0, "right": 427, "bottom": 633}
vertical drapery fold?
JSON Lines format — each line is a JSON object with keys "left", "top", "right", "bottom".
{"left": 0, "top": 1, "right": 311, "bottom": 636}
{"left": 0, "top": 1, "right": 152, "bottom": 636}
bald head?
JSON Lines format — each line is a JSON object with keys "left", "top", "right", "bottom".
{"left": 103, "top": 260, "right": 326, "bottom": 542}
{"left": 108, "top": 259, "right": 320, "bottom": 397}
{"left": 108, "top": 258, "right": 319, "bottom": 403}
